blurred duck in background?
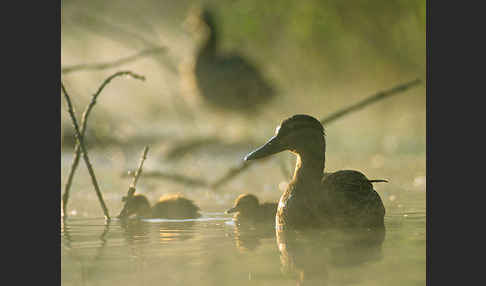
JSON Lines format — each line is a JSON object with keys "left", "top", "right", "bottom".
{"left": 181, "top": 7, "right": 276, "bottom": 115}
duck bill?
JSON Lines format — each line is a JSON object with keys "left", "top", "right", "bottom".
{"left": 244, "top": 135, "right": 286, "bottom": 161}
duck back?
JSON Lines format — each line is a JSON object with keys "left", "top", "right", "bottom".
{"left": 320, "top": 170, "right": 385, "bottom": 228}
{"left": 151, "top": 196, "right": 201, "bottom": 219}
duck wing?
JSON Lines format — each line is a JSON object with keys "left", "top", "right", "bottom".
{"left": 152, "top": 197, "right": 201, "bottom": 219}
{"left": 320, "top": 170, "right": 385, "bottom": 228}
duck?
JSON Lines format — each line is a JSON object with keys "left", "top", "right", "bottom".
{"left": 122, "top": 194, "right": 201, "bottom": 219}
{"left": 184, "top": 8, "right": 276, "bottom": 114}
{"left": 244, "top": 114, "right": 387, "bottom": 230}
{"left": 225, "top": 193, "right": 278, "bottom": 224}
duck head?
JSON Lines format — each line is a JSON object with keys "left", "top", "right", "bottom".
{"left": 200, "top": 9, "right": 216, "bottom": 32}
{"left": 122, "top": 194, "right": 152, "bottom": 217}
{"left": 245, "top": 114, "right": 325, "bottom": 160}
{"left": 226, "top": 194, "right": 260, "bottom": 215}
{"left": 184, "top": 6, "right": 218, "bottom": 51}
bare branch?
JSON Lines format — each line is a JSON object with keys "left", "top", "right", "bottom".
{"left": 320, "top": 78, "right": 421, "bottom": 125}
{"left": 62, "top": 47, "right": 166, "bottom": 74}
{"left": 61, "top": 81, "right": 110, "bottom": 220}
{"left": 62, "top": 71, "right": 145, "bottom": 218}
{"left": 118, "top": 146, "right": 150, "bottom": 219}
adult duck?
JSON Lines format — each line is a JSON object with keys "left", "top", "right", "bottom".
{"left": 244, "top": 114, "right": 387, "bottom": 230}
{"left": 225, "top": 193, "right": 277, "bottom": 224}
{"left": 185, "top": 8, "right": 276, "bottom": 114}
{"left": 123, "top": 194, "right": 201, "bottom": 219}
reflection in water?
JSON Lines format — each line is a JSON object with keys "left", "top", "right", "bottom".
{"left": 120, "top": 218, "right": 151, "bottom": 244}
{"left": 120, "top": 218, "right": 198, "bottom": 284}
{"left": 157, "top": 221, "right": 196, "bottom": 243}
{"left": 277, "top": 226, "right": 385, "bottom": 285}
{"left": 62, "top": 218, "right": 112, "bottom": 286}
{"left": 121, "top": 218, "right": 196, "bottom": 245}
{"left": 61, "top": 211, "right": 426, "bottom": 286}
{"left": 231, "top": 219, "right": 275, "bottom": 252}
{"left": 62, "top": 217, "right": 111, "bottom": 252}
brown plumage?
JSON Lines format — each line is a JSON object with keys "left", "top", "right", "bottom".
{"left": 225, "top": 194, "right": 277, "bottom": 224}
{"left": 186, "top": 8, "right": 276, "bottom": 114}
{"left": 123, "top": 194, "right": 201, "bottom": 219}
{"left": 244, "top": 114, "right": 387, "bottom": 230}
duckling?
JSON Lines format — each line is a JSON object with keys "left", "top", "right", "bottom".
{"left": 244, "top": 114, "right": 387, "bottom": 230}
{"left": 123, "top": 194, "right": 201, "bottom": 219}
{"left": 225, "top": 193, "right": 277, "bottom": 224}
{"left": 185, "top": 8, "right": 276, "bottom": 114}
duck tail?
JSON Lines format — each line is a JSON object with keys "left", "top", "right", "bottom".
{"left": 368, "top": 179, "right": 389, "bottom": 183}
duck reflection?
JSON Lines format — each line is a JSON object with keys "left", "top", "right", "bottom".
{"left": 230, "top": 220, "right": 275, "bottom": 252}
{"left": 156, "top": 221, "right": 196, "bottom": 244}
{"left": 120, "top": 218, "right": 151, "bottom": 244}
{"left": 277, "top": 226, "right": 385, "bottom": 285}
{"left": 121, "top": 218, "right": 196, "bottom": 245}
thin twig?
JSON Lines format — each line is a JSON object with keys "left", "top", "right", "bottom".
{"left": 62, "top": 47, "right": 166, "bottom": 74}
{"left": 118, "top": 146, "right": 150, "bottom": 219}
{"left": 61, "top": 81, "right": 111, "bottom": 220}
{"left": 320, "top": 78, "right": 421, "bottom": 125}
{"left": 62, "top": 71, "right": 145, "bottom": 218}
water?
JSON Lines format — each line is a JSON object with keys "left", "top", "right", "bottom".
{"left": 61, "top": 195, "right": 425, "bottom": 286}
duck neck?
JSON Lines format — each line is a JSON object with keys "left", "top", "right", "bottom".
{"left": 199, "top": 25, "right": 217, "bottom": 58}
{"left": 291, "top": 141, "right": 326, "bottom": 185}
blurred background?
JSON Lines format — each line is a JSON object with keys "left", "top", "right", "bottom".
{"left": 61, "top": 0, "right": 425, "bottom": 216}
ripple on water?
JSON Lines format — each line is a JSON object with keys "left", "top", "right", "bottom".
{"left": 61, "top": 207, "right": 425, "bottom": 286}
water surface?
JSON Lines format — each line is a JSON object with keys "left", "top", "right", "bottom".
{"left": 61, "top": 198, "right": 425, "bottom": 286}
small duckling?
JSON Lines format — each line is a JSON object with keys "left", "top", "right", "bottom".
{"left": 225, "top": 194, "right": 277, "bottom": 223}
{"left": 123, "top": 194, "right": 201, "bottom": 219}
